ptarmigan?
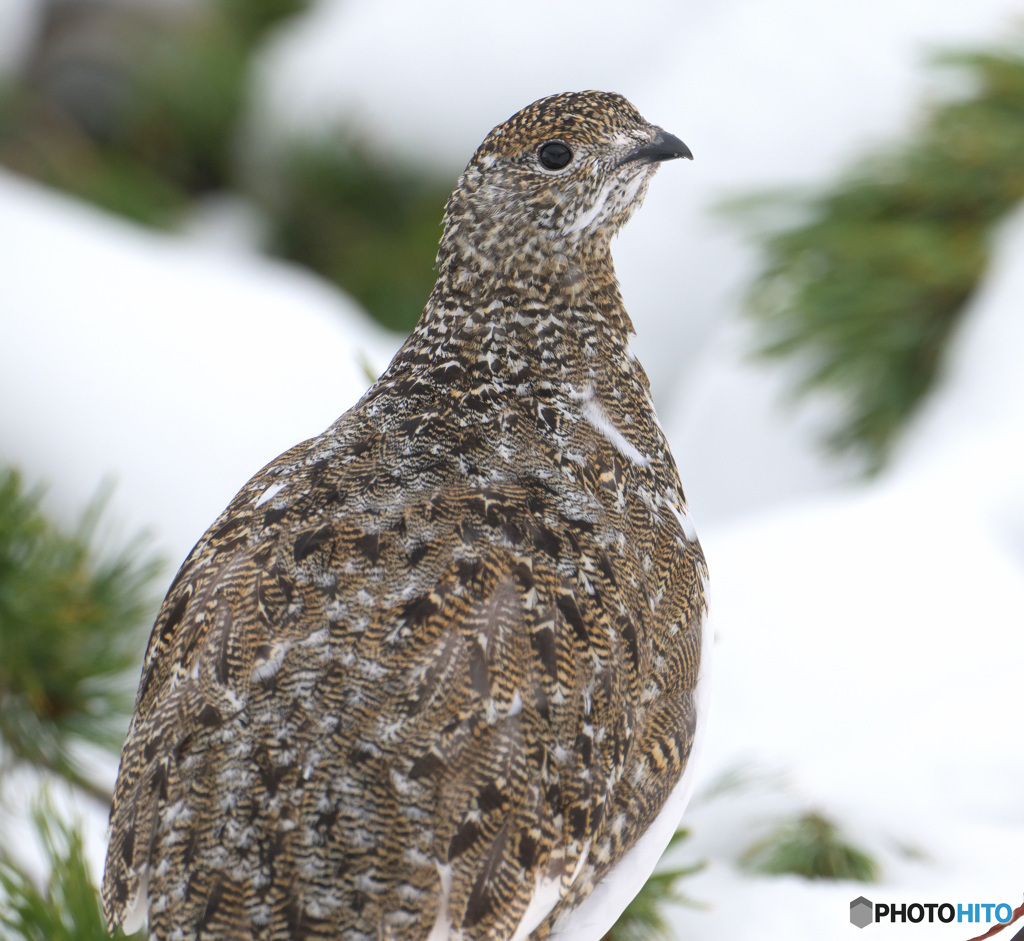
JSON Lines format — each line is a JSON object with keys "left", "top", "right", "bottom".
{"left": 103, "top": 90, "right": 709, "bottom": 941}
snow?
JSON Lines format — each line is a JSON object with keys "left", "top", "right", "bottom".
{"left": 1, "top": 1, "right": 1023, "bottom": 938}
{"left": 0, "top": 169, "right": 399, "bottom": 568}
{"left": 249, "top": 0, "right": 1023, "bottom": 519}
{"left": 670, "top": 208, "right": 1024, "bottom": 939}
{"left": 251, "top": 0, "right": 1022, "bottom": 388}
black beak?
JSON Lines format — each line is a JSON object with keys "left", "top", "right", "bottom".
{"left": 618, "top": 128, "right": 693, "bottom": 167}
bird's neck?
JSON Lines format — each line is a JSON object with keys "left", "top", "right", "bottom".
{"left": 360, "top": 226, "right": 661, "bottom": 424}
{"left": 363, "top": 239, "right": 659, "bottom": 460}
{"left": 416, "top": 239, "right": 636, "bottom": 361}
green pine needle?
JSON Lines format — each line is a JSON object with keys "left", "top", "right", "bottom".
{"left": 723, "top": 38, "right": 1024, "bottom": 471}
{"left": 603, "top": 828, "right": 706, "bottom": 941}
{"left": 0, "top": 3, "right": 457, "bottom": 336}
{"left": 0, "top": 798, "right": 143, "bottom": 941}
{"left": 264, "top": 140, "right": 450, "bottom": 333}
{"left": 740, "top": 812, "right": 880, "bottom": 882}
{"left": 0, "top": 469, "right": 162, "bottom": 804}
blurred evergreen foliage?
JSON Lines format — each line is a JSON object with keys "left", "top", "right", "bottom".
{"left": 0, "top": 799, "right": 144, "bottom": 941}
{"left": 603, "top": 828, "right": 704, "bottom": 941}
{"left": 0, "top": 0, "right": 448, "bottom": 334}
{"left": 740, "top": 811, "right": 880, "bottom": 882}
{"left": 0, "top": 469, "right": 161, "bottom": 805}
{"left": 726, "top": 40, "right": 1024, "bottom": 470}
{"left": 214, "top": 0, "right": 310, "bottom": 47}
{"left": 0, "top": 0, "right": 300, "bottom": 224}
{"left": 0, "top": 467, "right": 161, "bottom": 938}
{"left": 265, "top": 142, "right": 448, "bottom": 332}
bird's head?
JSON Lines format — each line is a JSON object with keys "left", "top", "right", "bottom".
{"left": 438, "top": 90, "right": 691, "bottom": 270}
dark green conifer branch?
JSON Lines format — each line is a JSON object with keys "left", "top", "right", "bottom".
{"left": 0, "top": 470, "right": 161, "bottom": 807}
{"left": 0, "top": 799, "right": 144, "bottom": 941}
{"left": 604, "top": 829, "right": 705, "bottom": 941}
{"left": 740, "top": 811, "right": 879, "bottom": 882}
{"left": 725, "top": 40, "right": 1024, "bottom": 470}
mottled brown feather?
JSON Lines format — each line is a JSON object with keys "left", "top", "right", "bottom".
{"left": 103, "top": 90, "right": 707, "bottom": 941}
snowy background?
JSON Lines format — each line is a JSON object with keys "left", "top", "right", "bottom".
{"left": 1, "top": 1, "right": 1023, "bottom": 938}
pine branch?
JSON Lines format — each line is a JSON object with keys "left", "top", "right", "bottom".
{"left": 723, "top": 37, "right": 1024, "bottom": 470}
{"left": 0, "top": 796, "right": 144, "bottom": 941}
{"left": 603, "top": 828, "right": 705, "bottom": 941}
{"left": 740, "top": 811, "right": 879, "bottom": 882}
{"left": 0, "top": 468, "right": 162, "bottom": 802}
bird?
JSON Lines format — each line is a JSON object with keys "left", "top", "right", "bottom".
{"left": 102, "top": 90, "right": 709, "bottom": 941}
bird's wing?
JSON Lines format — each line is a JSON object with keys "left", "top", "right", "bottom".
{"left": 102, "top": 427, "right": 659, "bottom": 939}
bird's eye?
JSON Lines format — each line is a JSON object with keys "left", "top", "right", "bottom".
{"left": 538, "top": 141, "right": 573, "bottom": 171}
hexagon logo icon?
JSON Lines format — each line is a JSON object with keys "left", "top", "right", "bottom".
{"left": 850, "top": 896, "right": 873, "bottom": 928}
